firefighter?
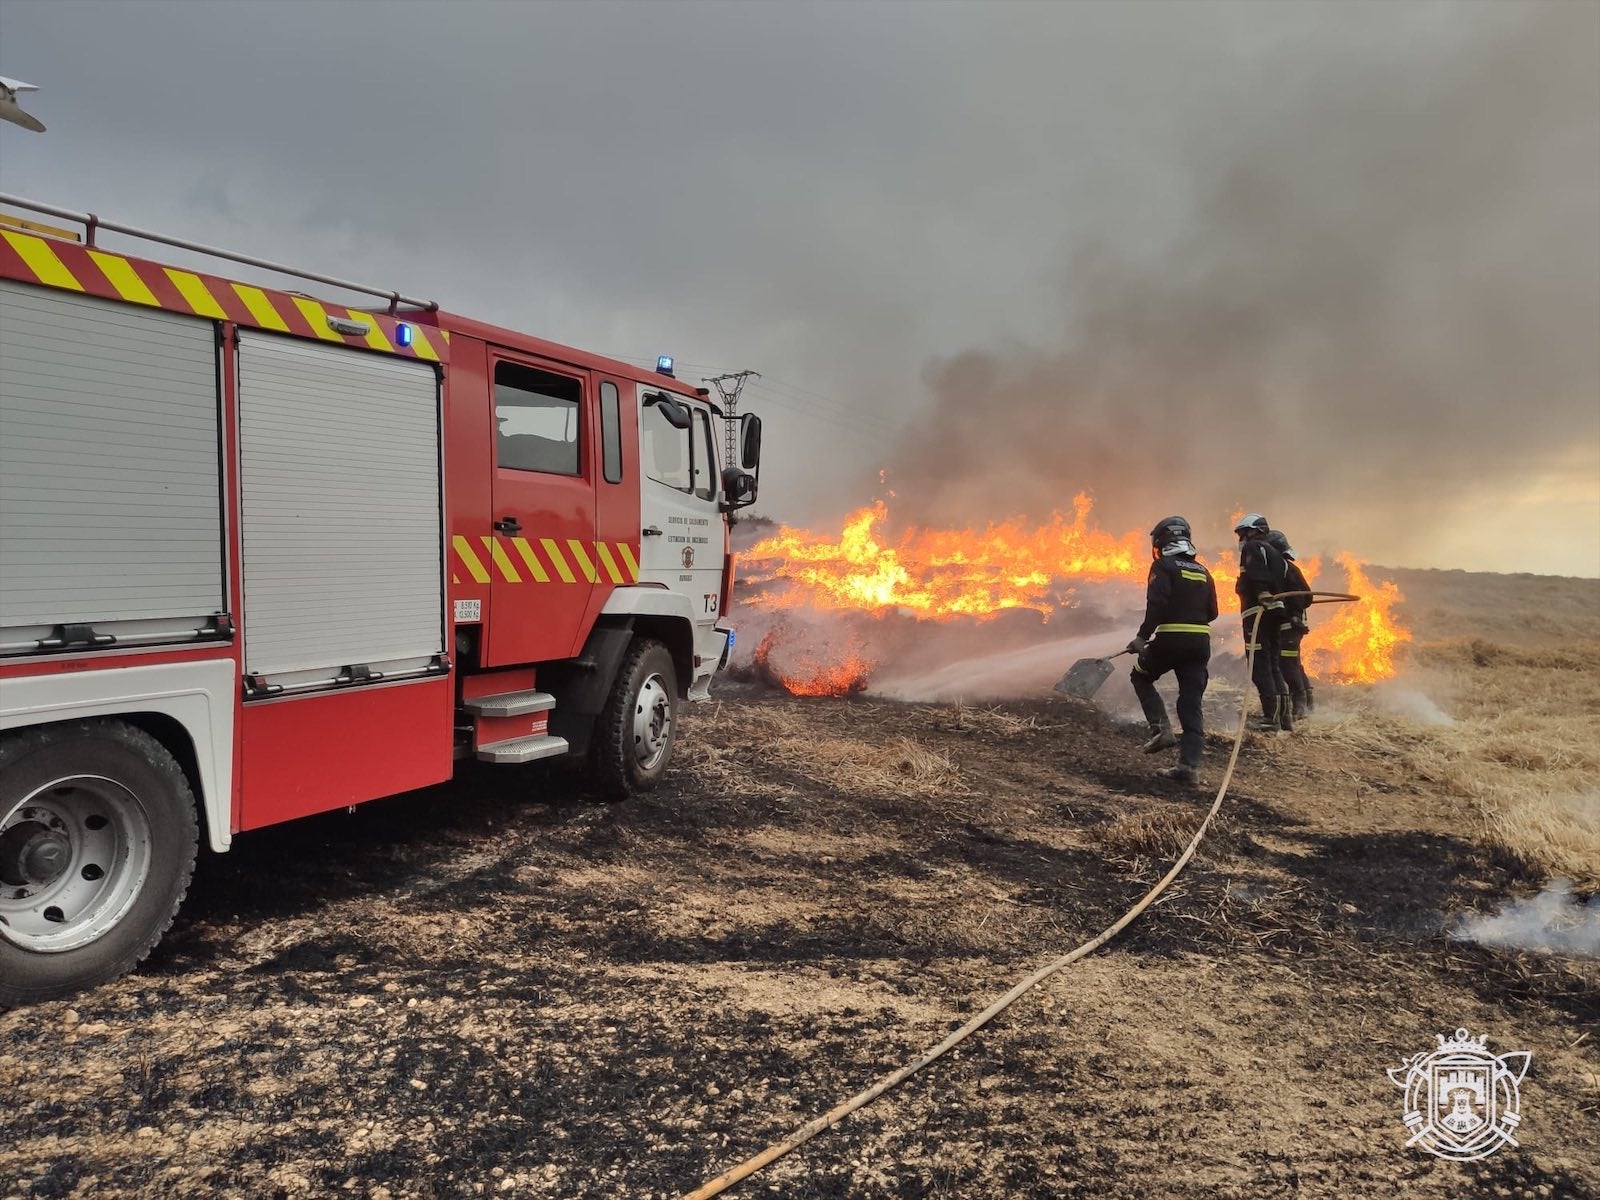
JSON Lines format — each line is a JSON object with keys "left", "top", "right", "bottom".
{"left": 1126, "top": 515, "right": 1219, "bottom": 785}
{"left": 1268, "top": 529, "right": 1314, "bottom": 718}
{"left": 1234, "top": 513, "right": 1292, "bottom": 731}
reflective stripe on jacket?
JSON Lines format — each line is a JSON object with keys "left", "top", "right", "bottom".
{"left": 1137, "top": 555, "right": 1219, "bottom": 642}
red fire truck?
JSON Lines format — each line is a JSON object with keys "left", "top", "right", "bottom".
{"left": 0, "top": 196, "right": 761, "bottom": 1005}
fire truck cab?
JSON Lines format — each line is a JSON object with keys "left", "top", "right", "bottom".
{"left": 0, "top": 198, "right": 760, "bottom": 1005}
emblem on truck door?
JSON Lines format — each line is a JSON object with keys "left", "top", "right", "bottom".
{"left": 682, "top": 547, "right": 695, "bottom": 569}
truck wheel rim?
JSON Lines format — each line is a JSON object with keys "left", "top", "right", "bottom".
{"left": 632, "top": 673, "right": 673, "bottom": 771}
{"left": 0, "top": 776, "right": 152, "bottom": 953}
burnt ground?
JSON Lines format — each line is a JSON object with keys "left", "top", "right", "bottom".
{"left": 2, "top": 690, "right": 1597, "bottom": 1199}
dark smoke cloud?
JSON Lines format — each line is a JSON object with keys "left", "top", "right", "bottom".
{"left": 894, "top": 4, "right": 1600, "bottom": 567}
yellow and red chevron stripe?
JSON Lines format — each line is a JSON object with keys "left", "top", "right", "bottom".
{"left": 451, "top": 535, "right": 641, "bottom": 586}
{"left": 0, "top": 229, "right": 449, "bottom": 363}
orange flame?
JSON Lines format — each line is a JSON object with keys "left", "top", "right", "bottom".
{"left": 752, "top": 626, "right": 874, "bottom": 696}
{"left": 742, "top": 493, "right": 1144, "bottom": 620}
{"left": 739, "top": 498, "right": 1409, "bottom": 686}
{"left": 1303, "top": 555, "right": 1411, "bottom": 683}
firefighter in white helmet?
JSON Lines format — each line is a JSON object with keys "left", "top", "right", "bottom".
{"left": 1268, "top": 529, "right": 1314, "bottom": 718}
{"left": 1234, "top": 513, "right": 1292, "bottom": 731}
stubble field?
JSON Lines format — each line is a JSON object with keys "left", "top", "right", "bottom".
{"left": 2, "top": 570, "right": 1597, "bottom": 1199}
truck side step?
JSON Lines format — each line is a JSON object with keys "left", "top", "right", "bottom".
{"left": 476, "top": 733, "right": 569, "bottom": 764}
{"left": 464, "top": 689, "right": 557, "bottom": 718}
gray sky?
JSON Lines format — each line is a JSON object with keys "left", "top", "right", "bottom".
{"left": 3, "top": 0, "right": 1596, "bottom": 575}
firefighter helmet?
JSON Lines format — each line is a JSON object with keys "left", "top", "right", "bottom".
{"left": 1149, "top": 515, "right": 1193, "bottom": 549}
{"left": 1267, "top": 529, "right": 1296, "bottom": 560}
{"left": 1234, "top": 513, "right": 1270, "bottom": 538}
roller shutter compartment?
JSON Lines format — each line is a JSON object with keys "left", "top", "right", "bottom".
{"left": 236, "top": 330, "right": 443, "bottom": 689}
{"left": 0, "top": 279, "right": 223, "bottom": 650}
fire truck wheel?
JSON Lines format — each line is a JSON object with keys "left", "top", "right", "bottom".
{"left": 591, "top": 638, "right": 679, "bottom": 801}
{"left": 0, "top": 720, "right": 199, "bottom": 1007}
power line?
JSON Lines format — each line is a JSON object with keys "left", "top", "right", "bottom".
{"left": 681, "top": 365, "right": 906, "bottom": 435}
{"left": 602, "top": 353, "right": 907, "bottom": 440}
{"left": 719, "top": 378, "right": 902, "bottom": 439}
{"left": 748, "top": 397, "right": 899, "bottom": 445}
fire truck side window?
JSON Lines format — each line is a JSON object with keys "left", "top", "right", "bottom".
{"left": 494, "top": 361, "right": 582, "bottom": 476}
{"left": 600, "top": 381, "right": 623, "bottom": 484}
{"left": 691, "top": 408, "right": 717, "bottom": 501}
{"left": 642, "top": 400, "right": 693, "bottom": 493}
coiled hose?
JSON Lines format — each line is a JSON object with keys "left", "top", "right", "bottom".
{"left": 682, "top": 591, "right": 1359, "bottom": 1199}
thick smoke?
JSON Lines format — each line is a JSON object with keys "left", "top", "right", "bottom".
{"left": 892, "top": 4, "right": 1600, "bottom": 565}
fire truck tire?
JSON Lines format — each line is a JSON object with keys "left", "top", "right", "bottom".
{"left": 591, "top": 638, "right": 679, "bottom": 801}
{"left": 0, "top": 720, "right": 199, "bottom": 1007}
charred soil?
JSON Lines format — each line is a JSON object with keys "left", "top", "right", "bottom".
{"left": 3, "top": 688, "right": 1597, "bottom": 1199}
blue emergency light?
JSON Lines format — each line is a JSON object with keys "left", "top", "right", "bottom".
{"left": 656, "top": 355, "right": 675, "bottom": 377}
{"left": 395, "top": 322, "right": 414, "bottom": 348}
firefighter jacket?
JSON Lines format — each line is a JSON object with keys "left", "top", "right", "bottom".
{"left": 1281, "top": 558, "right": 1311, "bottom": 618}
{"left": 1235, "top": 539, "right": 1289, "bottom": 610}
{"left": 1137, "top": 554, "right": 1220, "bottom": 642}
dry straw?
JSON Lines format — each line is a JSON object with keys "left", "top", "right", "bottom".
{"left": 689, "top": 702, "right": 967, "bottom": 800}
{"left": 1311, "top": 637, "right": 1600, "bottom": 889}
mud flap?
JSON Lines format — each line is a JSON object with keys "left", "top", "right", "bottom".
{"left": 542, "top": 622, "right": 635, "bottom": 757}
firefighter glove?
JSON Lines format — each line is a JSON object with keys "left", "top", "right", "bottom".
{"left": 1127, "top": 637, "right": 1148, "bottom": 655}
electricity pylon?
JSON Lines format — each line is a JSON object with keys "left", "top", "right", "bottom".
{"left": 703, "top": 370, "right": 760, "bottom": 465}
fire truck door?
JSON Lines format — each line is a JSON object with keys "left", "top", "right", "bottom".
{"left": 637, "top": 391, "right": 724, "bottom": 629}
{"left": 483, "top": 357, "right": 597, "bottom": 666}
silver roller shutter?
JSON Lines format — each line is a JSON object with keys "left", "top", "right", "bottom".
{"left": 236, "top": 330, "right": 443, "bottom": 682}
{"left": 0, "top": 279, "right": 223, "bottom": 635}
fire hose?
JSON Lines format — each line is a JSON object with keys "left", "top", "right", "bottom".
{"left": 682, "top": 590, "right": 1361, "bottom": 1200}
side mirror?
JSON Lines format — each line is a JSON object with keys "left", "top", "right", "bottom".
{"left": 739, "top": 412, "right": 762, "bottom": 471}
{"left": 721, "top": 467, "right": 757, "bottom": 510}
{"left": 645, "top": 391, "right": 692, "bottom": 430}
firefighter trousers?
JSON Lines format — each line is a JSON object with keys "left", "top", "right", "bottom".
{"left": 1131, "top": 633, "right": 1210, "bottom": 768}
{"left": 1243, "top": 606, "right": 1289, "bottom": 719}
{"left": 1279, "top": 621, "right": 1311, "bottom": 710}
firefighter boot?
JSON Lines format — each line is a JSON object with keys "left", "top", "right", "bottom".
{"left": 1304, "top": 683, "right": 1316, "bottom": 714}
{"left": 1277, "top": 694, "right": 1295, "bottom": 732}
{"left": 1142, "top": 723, "right": 1177, "bottom": 754}
{"left": 1157, "top": 763, "right": 1198, "bottom": 785}
{"left": 1290, "top": 689, "right": 1309, "bottom": 721}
